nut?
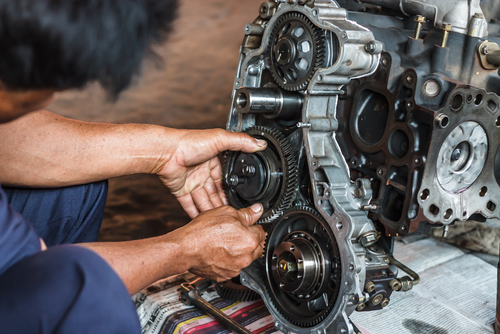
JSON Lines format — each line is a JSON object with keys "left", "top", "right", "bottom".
{"left": 365, "top": 281, "right": 376, "bottom": 293}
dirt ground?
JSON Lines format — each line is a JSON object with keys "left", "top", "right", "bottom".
{"left": 47, "top": 0, "right": 263, "bottom": 241}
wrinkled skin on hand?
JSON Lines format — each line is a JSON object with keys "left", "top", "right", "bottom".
{"left": 156, "top": 128, "right": 267, "bottom": 218}
{"left": 175, "top": 204, "right": 267, "bottom": 281}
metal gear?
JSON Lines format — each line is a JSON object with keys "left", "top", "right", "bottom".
{"left": 262, "top": 206, "right": 342, "bottom": 327}
{"left": 223, "top": 126, "right": 298, "bottom": 224}
{"left": 216, "top": 277, "right": 261, "bottom": 302}
{"left": 269, "top": 12, "right": 327, "bottom": 91}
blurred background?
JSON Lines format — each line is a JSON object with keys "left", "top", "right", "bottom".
{"left": 47, "top": 0, "right": 263, "bottom": 241}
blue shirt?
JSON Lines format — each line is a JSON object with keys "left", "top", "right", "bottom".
{"left": 0, "top": 184, "right": 41, "bottom": 276}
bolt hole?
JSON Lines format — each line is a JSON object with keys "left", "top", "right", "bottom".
{"left": 420, "top": 189, "right": 430, "bottom": 201}
{"left": 480, "top": 186, "right": 488, "bottom": 197}
{"left": 488, "top": 100, "right": 498, "bottom": 112}
{"left": 496, "top": 117, "right": 500, "bottom": 127}
{"left": 444, "top": 209, "right": 453, "bottom": 220}
{"left": 437, "top": 115, "right": 449, "bottom": 128}
{"left": 467, "top": 94, "right": 473, "bottom": 103}
{"left": 430, "top": 204, "right": 440, "bottom": 216}
{"left": 336, "top": 222, "right": 343, "bottom": 230}
{"left": 487, "top": 201, "right": 497, "bottom": 212}
{"left": 475, "top": 94, "right": 483, "bottom": 106}
{"left": 318, "top": 199, "right": 323, "bottom": 206}
{"left": 463, "top": 211, "right": 467, "bottom": 217}
{"left": 451, "top": 94, "right": 464, "bottom": 111}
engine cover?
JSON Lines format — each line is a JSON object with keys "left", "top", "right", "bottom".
{"left": 223, "top": 0, "right": 500, "bottom": 333}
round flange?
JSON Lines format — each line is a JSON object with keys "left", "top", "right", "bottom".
{"left": 263, "top": 207, "right": 341, "bottom": 327}
{"left": 223, "top": 126, "right": 298, "bottom": 224}
{"left": 436, "top": 121, "right": 488, "bottom": 193}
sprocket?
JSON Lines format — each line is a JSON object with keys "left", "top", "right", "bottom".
{"left": 262, "top": 206, "right": 342, "bottom": 327}
{"left": 268, "top": 12, "right": 327, "bottom": 91}
{"left": 223, "top": 126, "right": 298, "bottom": 224}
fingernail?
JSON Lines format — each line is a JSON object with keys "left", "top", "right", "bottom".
{"left": 251, "top": 203, "right": 263, "bottom": 213}
{"left": 256, "top": 139, "right": 267, "bottom": 147}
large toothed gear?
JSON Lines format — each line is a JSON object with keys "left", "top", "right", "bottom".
{"left": 269, "top": 12, "right": 327, "bottom": 91}
{"left": 216, "top": 278, "right": 261, "bottom": 302}
{"left": 263, "top": 206, "right": 342, "bottom": 327}
{"left": 223, "top": 126, "right": 298, "bottom": 224}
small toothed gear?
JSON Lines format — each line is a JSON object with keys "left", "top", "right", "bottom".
{"left": 262, "top": 206, "right": 342, "bottom": 327}
{"left": 223, "top": 126, "right": 298, "bottom": 224}
{"left": 216, "top": 278, "right": 261, "bottom": 302}
{"left": 269, "top": 12, "right": 327, "bottom": 91}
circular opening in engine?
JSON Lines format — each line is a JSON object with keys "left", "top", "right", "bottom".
{"left": 487, "top": 201, "right": 497, "bottom": 212}
{"left": 389, "top": 130, "right": 410, "bottom": 159}
{"left": 467, "top": 94, "right": 473, "bottom": 103}
{"left": 444, "top": 209, "right": 453, "bottom": 220}
{"left": 420, "top": 189, "right": 430, "bottom": 201}
{"left": 451, "top": 94, "right": 464, "bottom": 111}
{"left": 480, "top": 186, "right": 488, "bottom": 197}
{"left": 430, "top": 204, "right": 440, "bottom": 216}
{"left": 236, "top": 92, "right": 248, "bottom": 109}
{"left": 436, "top": 114, "right": 449, "bottom": 128}
{"left": 475, "top": 94, "right": 483, "bottom": 106}
{"left": 450, "top": 141, "right": 473, "bottom": 172}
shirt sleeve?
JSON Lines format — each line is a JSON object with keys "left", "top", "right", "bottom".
{"left": 0, "top": 185, "right": 41, "bottom": 276}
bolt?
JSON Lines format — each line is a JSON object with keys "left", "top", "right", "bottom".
{"left": 451, "top": 148, "right": 462, "bottom": 161}
{"left": 356, "top": 303, "right": 366, "bottom": 311}
{"left": 279, "top": 259, "right": 297, "bottom": 275}
{"left": 377, "top": 169, "right": 384, "bottom": 176}
{"left": 389, "top": 279, "right": 402, "bottom": 291}
{"left": 365, "top": 41, "right": 378, "bottom": 54}
{"left": 361, "top": 204, "right": 378, "bottom": 211}
{"left": 365, "top": 281, "right": 376, "bottom": 293}
{"left": 353, "top": 189, "right": 363, "bottom": 199}
{"left": 359, "top": 231, "right": 378, "bottom": 247}
{"left": 413, "top": 15, "right": 426, "bottom": 39}
{"left": 242, "top": 164, "right": 256, "bottom": 177}
{"left": 473, "top": 13, "right": 484, "bottom": 19}
{"left": 381, "top": 298, "right": 390, "bottom": 308}
{"left": 481, "top": 44, "right": 490, "bottom": 55}
{"left": 406, "top": 75, "right": 413, "bottom": 83}
{"left": 440, "top": 24, "right": 452, "bottom": 48}
{"left": 371, "top": 293, "right": 384, "bottom": 306}
{"left": 227, "top": 174, "right": 244, "bottom": 187}
{"left": 382, "top": 58, "right": 389, "bottom": 66}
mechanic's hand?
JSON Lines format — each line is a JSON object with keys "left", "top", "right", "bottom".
{"left": 157, "top": 128, "right": 267, "bottom": 218}
{"left": 176, "top": 203, "right": 266, "bottom": 282}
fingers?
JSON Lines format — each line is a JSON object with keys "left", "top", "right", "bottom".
{"left": 192, "top": 187, "right": 215, "bottom": 213}
{"left": 205, "top": 178, "right": 224, "bottom": 208}
{"left": 177, "top": 195, "right": 200, "bottom": 219}
{"left": 251, "top": 243, "right": 265, "bottom": 261}
{"left": 209, "top": 157, "right": 228, "bottom": 206}
{"left": 214, "top": 129, "right": 267, "bottom": 154}
{"left": 237, "top": 203, "right": 264, "bottom": 226}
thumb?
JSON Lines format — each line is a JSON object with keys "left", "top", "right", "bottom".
{"left": 216, "top": 130, "right": 267, "bottom": 153}
{"left": 237, "top": 203, "right": 264, "bottom": 226}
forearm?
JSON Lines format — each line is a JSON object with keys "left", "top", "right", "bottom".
{"left": 80, "top": 233, "right": 190, "bottom": 295}
{"left": 0, "top": 110, "right": 179, "bottom": 187}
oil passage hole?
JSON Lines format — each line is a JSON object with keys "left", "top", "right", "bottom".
{"left": 420, "top": 189, "right": 430, "bottom": 201}
{"left": 444, "top": 209, "right": 453, "bottom": 220}
{"left": 451, "top": 94, "right": 464, "bottom": 111}
{"left": 475, "top": 94, "right": 483, "bottom": 106}
{"left": 487, "top": 201, "right": 497, "bottom": 212}
{"left": 430, "top": 204, "right": 440, "bottom": 216}
{"left": 480, "top": 186, "right": 488, "bottom": 197}
{"left": 467, "top": 94, "right": 473, "bottom": 103}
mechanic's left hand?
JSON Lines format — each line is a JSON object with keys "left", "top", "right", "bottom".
{"left": 156, "top": 128, "right": 267, "bottom": 218}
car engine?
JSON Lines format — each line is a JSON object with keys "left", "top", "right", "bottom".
{"left": 222, "top": 0, "right": 500, "bottom": 333}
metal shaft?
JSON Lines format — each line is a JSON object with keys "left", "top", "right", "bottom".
{"left": 180, "top": 283, "right": 253, "bottom": 334}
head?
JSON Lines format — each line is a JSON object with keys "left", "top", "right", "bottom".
{"left": 0, "top": 0, "right": 178, "bottom": 123}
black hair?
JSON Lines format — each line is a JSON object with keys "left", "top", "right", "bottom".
{"left": 0, "top": 0, "right": 178, "bottom": 96}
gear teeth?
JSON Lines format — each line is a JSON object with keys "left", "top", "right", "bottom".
{"left": 262, "top": 206, "right": 340, "bottom": 328}
{"left": 268, "top": 12, "right": 328, "bottom": 92}
{"left": 216, "top": 280, "right": 261, "bottom": 302}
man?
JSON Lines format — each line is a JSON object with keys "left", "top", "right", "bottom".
{"left": 0, "top": 1, "right": 266, "bottom": 333}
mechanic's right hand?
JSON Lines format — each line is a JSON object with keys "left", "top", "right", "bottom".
{"left": 176, "top": 203, "right": 266, "bottom": 282}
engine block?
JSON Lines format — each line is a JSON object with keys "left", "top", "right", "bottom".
{"left": 223, "top": 0, "right": 500, "bottom": 332}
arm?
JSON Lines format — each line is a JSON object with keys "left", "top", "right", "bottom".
{"left": 80, "top": 204, "right": 266, "bottom": 295}
{"left": 0, "top": 110, "right": 176, "bottom": 187}
{"left": 0, "top": 110, "right": 266, "bottom": 217}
